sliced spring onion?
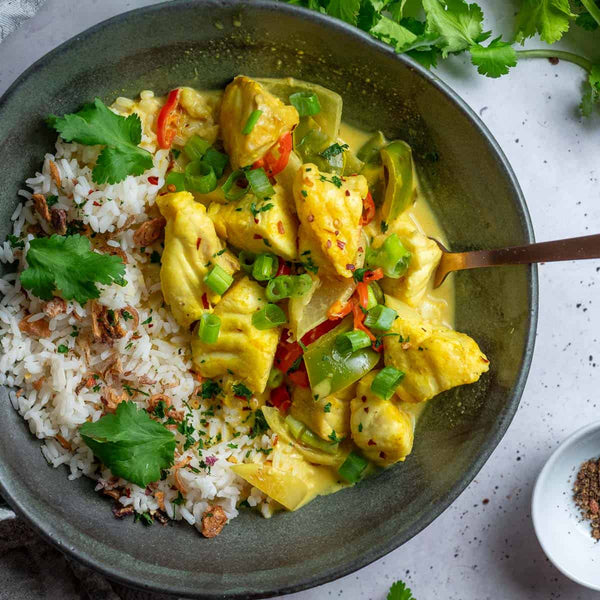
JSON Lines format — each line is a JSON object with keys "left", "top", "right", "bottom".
{"left": 246, "top": 167, "right": 274, "bottom": 200}
{"left": 204, "top": 264, "right": 233, "bottom": 296}
{"left": 364, "top": 304, "right": 397, "bottom": 332}
{"left": 165, "top": 171, "right": 186, "bottom": 192}
{"left": 252, "top": 253, "right": 276, "bottom": 281}
{"left": 366, "top": 284, "right": 378, "bottom": 310}
{"left": 184, "top": 135, "right": 211, "bottom": 161}
{"left": 242, "top": 109, "right": 263, "bottom": 134}
{"left": 338, "top": 451, "right": 369, "bottom": 483}
{"left": 300, "top": 428, "right": 338, "bottom": 454}
{"left": 285, "top": 414, "right": 306, "bottom": 439}
{"left": 197, "top": 313, "right": 221, "bottom": 344}
{"left": 185, "top": 160, "right": 217, "bottom": 193}
{"left": 370, "top": 366, "right": 405, "bottom": 400}
{"left": 289, "top": 91, "right": 321, "bottom": 117}
{"left": 335, "top": 330, "right": 372, "bottom": 355}
{"left": 238, "top": 250, "right": 256, "bottom": 274}
{"left": 266, "top": 275, "right": 293, "bottom": 302}
{"left": 370, "top": 281, "right": 385, "bottom": 306}
{"left": 366, "top": 233, "right": 411, "bottom": 279}
{"left": 221, "top": 169, "right": 249, "bottom": 201}
{"left": 202, "top": 147, "right": 229, "bottom": 178}
{"left": 252, "top": 303, "right": 286, "bottom": 330}
{"left": 267, "top": 368, "right": 284, "bottom": 389}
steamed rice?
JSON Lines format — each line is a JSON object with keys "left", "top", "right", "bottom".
{"left": 0, "top": 96, "right": 276, "bottom": 532}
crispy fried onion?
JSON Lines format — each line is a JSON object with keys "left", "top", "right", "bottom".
{"left": 147, "top": 393, "right": 184, "bottom": 422}
{"left": 201, "top": 505, "right": 228, "bottom": 538}
{"left": 172, "top": 455, "right": 192, "bottom": 494}
{"left": 43, "top": 297, "right": 67, "bottom": 318}
{"left": 101, "top": 386, "right": 127, "bottom": 413}
{"left": 18, "top": 314, "right": 51, "bottom": 338}
{"left": 133, "top": 216, "right": 166, "bottom": 247}
{"left": 91, "top": 302, "right": 127, "bottom": 342}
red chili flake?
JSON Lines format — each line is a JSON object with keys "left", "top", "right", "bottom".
{"left": 277, "top": 220, "right": 285, "bottom": 234}
{"left": 346, "top": 263, "right": 355, "bottom": 271}
{"left": 88, "top": 189, "right": 94, "bottom": 195}
{"left": 337, "top": 240, "right": 346, "bottom": 250}
{"left": 196, "top": 237, "right": 202, "bottom": 250}
{"left": 364, "top": 407, "right": 369, "bottom": 413}
{"left": 548, "top": 56, "right": 559, "bottom": 65}
{"left": 379, "top": 451, "right": 387, "bottom": 459}
{"left": 201, "top": 293, "right": 210, "bottom": 310}
{"left": 358, "top": 246, "right": 364, "bottom": 253}
{"left": 361, "top": 395, "right": 367, "bottom": 402}
{"left": 334, "top": 230, "right": 339, "bottom": 236}
{"left": 148, "top": 176, "right": 159, "bottom": 185}
{"left": 93, "top": 201, "right": 101, "bottom": 207}
{"left": 345, "top": 190, "right": 350, "bottom": 197}
{"left": 125, "top": 488, "right": 131, "bottom": 497}
{"left": 367, "top": 439, "right": 376, "bottom": 446}
{"left": 253, "top": 234, "right": 263, "bottom": 240}
{"left": 254, "top": 218, "right": 259, "bottom": 224}
{"left": 307, "top": 214, "right": 315, "bottom": 223}
{"left": 326, "top": 240, "right": 332, "bottom": 249}
{"left": 148, "top": 324, "right": 154, "bottom": 328}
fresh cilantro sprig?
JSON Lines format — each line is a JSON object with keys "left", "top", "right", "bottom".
{"left": 80, "top": 401, "right": 176, "bottom": 487}
{"left": 387, "top": 580, "right": 416, "bottom": 600}
{"left": 20, "top": 234, "right": 126, "bottom": 305}
{"left": 282, "top": 0, "right": 600, "bottom": 116}
{"left": 47, "top": 98, "right": 154, "bottom": 184}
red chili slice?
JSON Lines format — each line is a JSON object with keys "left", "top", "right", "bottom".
{"left": 276, "top": 257, "right": 291, "bottom": 276}
{"left": 270, "top": 385, "right": 291, "bottom": 413}
{"left": 287, "top": 362, "right": 309, "bottom": 388}
{"left": 360, "top": 192, "right": 375, "bottom": 226}
{"left": 157, "top": 89, "right": 181, "bottom": 150}
{"left": 253, "top": 131, "right": 293, "bottom": 177}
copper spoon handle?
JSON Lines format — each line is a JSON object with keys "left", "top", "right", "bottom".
{"left": 434, "top": 233, "right": 600, "bottom": 288}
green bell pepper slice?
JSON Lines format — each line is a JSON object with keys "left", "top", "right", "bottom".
{"left": 357, "top": 131, "right": 387, "bottom": 164}
{"left": 304, "top": 317, "right": 380, "bottom": 401}
{"left": 380, "top": 140, "right": 417, "bottom": 223}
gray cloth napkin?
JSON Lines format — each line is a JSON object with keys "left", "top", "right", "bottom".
{"left": 0, "top": 0, "right": 46, "bottom": 43}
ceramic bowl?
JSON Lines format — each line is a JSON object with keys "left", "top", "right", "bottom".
{"left": 533, "top": 421, "right": 600, "bottom": 590}
{"left": 0, "top": 1, "right": 537, "bottom": 597}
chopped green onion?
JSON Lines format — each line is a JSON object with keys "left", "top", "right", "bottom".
{"left": 335, "top": 330, "right": 372, "bottom": 354}
{"left": 290, "top": 273, "right": 313, "bottom": 297}
{"left": 252, "top": 303, "right": 286, "bottom": 330}
{"left": 242, "top": 109, "right": 263, "bottom": 135}
{"left": 267, "top": 368, "right": 284, "bottom": 389}
{"left": 289, "top": 91, "right": 321, "bottom": 117}
{"left": 266, "top": 275, "right": 293, "bottom": 302}
{"left": 370, "top": 281, "right": 385, "bottom": 306}
{"left": 285, "top": 414, "right": 305, "bottom": 439}
{"left": 185, "top": 160, "right": 217, "bottom": 194}
{"left": 202, "top": 148, "right": 229, "bottom": 178}
{"left": 165, "top": 170, "right": 186, "bottom": 192}
{"left": 338, "top": 451, "right": 369, "bottom": 483}
{"left": 252, "top": 253, "right": 276, "bottom": 281}
{"left": 300, "top": 428, "right": 338, "bottom": 454}
{"left": 197, "top": 313, "right": 221, "bottom": 344}
{"left": 370, "top": 366, "right": 405, "bottom": 400}
{"left": 366, "top": 284, "right": 378, "bottom": 310}
{"left": 366, "top": 233, "right": 411, "bottom": 278}
{"left": 246, "top": 167, "right": 274, "bottom": 200}
{"left": 238, "top": 251, "right": 256, "bottom": 273}
{"left": 364, "top": 304, "right": 397, "bottom": 332}
{"left": 204, "top": 264, "right": 233, "bottom": 295}
{"left": 184, "top": 135, "right": 211, "bottom": 161}
{"left": 221, "top": 169, "right": 249, "bottom": 201}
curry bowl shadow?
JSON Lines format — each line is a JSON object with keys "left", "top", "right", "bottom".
{"left": 0, "top": 1, "right": 537, "bottom": 598}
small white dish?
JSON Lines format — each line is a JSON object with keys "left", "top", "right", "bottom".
{"left": 532, "top": 420, "right": 600, "bottom": 590}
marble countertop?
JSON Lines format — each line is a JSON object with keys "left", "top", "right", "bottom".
{"left": 1, "top": 1, "right": 599, "bottom": 599}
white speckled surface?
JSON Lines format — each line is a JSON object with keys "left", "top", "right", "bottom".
{"left": 1, "top": 1, "right": 599, "bottom": 598}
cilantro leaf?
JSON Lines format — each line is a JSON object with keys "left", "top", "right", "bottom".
{"left": 370, "top": 15, "right": 418, "bottom": 51}
{"left": 580, "top": 64, "right": 600, "bottom": 116}
{"left": 20, "top": 234, "right": 126, "bottom": 304}
{"left": 387, "top": 580, "right": 415, "bottom": 600}
{"left": 233, "top": 382, "right": 253, "bottom": 399}
{"left": 80, "top": 401, "right": 176, "bottom": 487}
{"left": 422, "top": 0, "right": 484, "bottom": 56}
{"left": 47, "top": 98, "right": 153, "bottom": 184}
{"left": 515, "top": 0, "right": 574, "bottom": 44}
{"left": 470, "top": 37, "right": 518, "bottom": 78}
{"left": 326, "top": 0, "right": 361, "bottom": 25}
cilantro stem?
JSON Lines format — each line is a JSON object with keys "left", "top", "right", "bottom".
{"left": 516, "top": 50, "right": 593, "bottom": 73}
{"left": 580, "top": 0, "right": 600, "bottom": 29}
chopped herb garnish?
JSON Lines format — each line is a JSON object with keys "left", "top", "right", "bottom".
{"left": 227, "top": 442, "right": 238, "bottom": 449}
{"left": 319, "top": 174, "right": 343, "bottom": 188}
{"left": 141, "top": 316, "right": 152, "bottom": 325}
{"left": 123, "top": 384, "right": 150, "bottom": 397}
{"left": 150, "top": 251, "right": 161, "bottom": 264}
{"left": 46, "top": 195, "right": 59, "bottom": 207}
{"left": 380, "top": 220, "right": 389, "bottom": 233}
{"left": 172, "top": 491, "right": 184, "bottom": 505}
{"left": 200, "top": 380, "right": 222, "bottom": 400}
{"left": 328, "top": 430, "right": 342, "bottom": 443}
{"left": 57, "top": 344, "right": 68, "bottom": 354}
{"left": 324, "top": 402, "right": 332, "bottom": 413}
{"left": 249, "top": 201, "right": 274, "bottom": 219}
{"left": 250, "top": 409, "right": 269, "bottom": 439}
{"left": 320, "top": 142, "right": 348, "bottom": 160}
{"left": 232, "top": 382, "right": 253, "bottom": 400}
{"left": 7, "top": 234, "right": 24, "bottom": 249}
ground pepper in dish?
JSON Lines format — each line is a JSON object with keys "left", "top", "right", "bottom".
{"left": 573, "top": 457, "right": 600, "bottom": 540}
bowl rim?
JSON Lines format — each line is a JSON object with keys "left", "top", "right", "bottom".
{"left": 0, "top": 0, "right": 539, "bottom": 597}
{"left": 532, "top": 419, "right": 600, "bottom": 591}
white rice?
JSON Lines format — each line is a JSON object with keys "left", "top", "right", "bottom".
{"left": 0, "top": 116, "right": 276, "bottom": 533}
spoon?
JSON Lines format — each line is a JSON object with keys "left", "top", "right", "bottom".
{"left": 432, "top": 233, "right": 600, "bottom": 288}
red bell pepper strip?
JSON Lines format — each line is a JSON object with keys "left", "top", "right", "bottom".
{"left": 363, "top": 268, "right": 384, "bottom": 282}
{"left": 352, "top": 301, "right": 376, "bottom": 342}
{"left": 270, "top": 385, "right": 291, "bottom": 413}
{"left": 356, "top": 281, "right": 370, "bottom": 310}
{"left": 287, "top": 363, "right": 310, "bottom": 388}
{"left": 360, "top": 192, "right": 376, "bottom": 226}
{"left": 157, "top": 88, "right": 181, "bottom": 150}
{"left": 253, "top": 131, "right": 293, "bottom": 177}
{"left": 327, "top": 299, "right": 354, "bottom": 320}
{"left": 276, "top": 256, "right": 291, "bottom": 276}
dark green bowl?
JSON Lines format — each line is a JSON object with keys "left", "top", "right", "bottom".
{"left": 0, "top": 1, "right": 537, "bottom": 598}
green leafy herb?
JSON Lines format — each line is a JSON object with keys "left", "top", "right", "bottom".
{"left": 387, "top": 580, "right": 416, "bottom": 600}
{"left": 320, "top": 142, "right": 349, "bottom": 160}
{"left": 150, "top": 251, "right": 161, "bottom": 264}
{"left": 7, "top": 234, "right": 24, "bottom": 249}
{"left": 46, "top": 195, "right": 59, "bottom": 207}
{"left": 172, "top": 491, "right": 185, "bottom": 505}
{"left": 250, "top": 409, "right": 269, "bottom": 439}
{"left": 57, "top": 344, "right": 68, "bottom": 354}
{"left": 323, "top": 402, "right": 332, "bottom": 413}
{"left": 79, "top": 401, "right": 176, "bottom": 487}
{"left": 200, "top": 380, "right": 222, "bottom": 399}
{"left": 20, "top": 235, "right": 126, "bottom": 304}
{"left": 233, "top": 383, "right": 253, "bottom": 399}
{"left": 328, "top": 429, "right": 342, "bottom": 443}
{"left": 47, "top": 98, "right": 154, "bottom": 184}
{"left": 123, "top": 384, "right": 150, "bottom": 397}
{"left": 515, "top": 0, "right": 574, "bottom": 44}
{"left": 249, "top": 202, "right": 274, "bottom": 219}
{"left": 470, "top": 36, "right": 517, "bottom": 78}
